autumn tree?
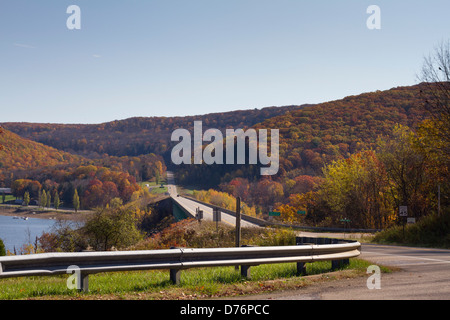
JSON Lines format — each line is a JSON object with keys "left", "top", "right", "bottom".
{"left": 0, "top": 127, "right": 3, "bottom": 151}
{"left": 416, "top": 40, "right": 450, "bottom": 216}
{"left": 377, "top": 125, "right": 431, "bottom": 219}
{"left": 11, "top": 179, "right": 42, "bottom": 199}
{"left": 277, "top": 192, "right": 315, "bottom": 224}
{"left": 319, "top": 150, "right": 391, "bottom": 229}
{"left": 418, "top": 40, "right": 450, "bottom": 159}
{"left": 251, "top": 178, "right": 284, "bottom": 209}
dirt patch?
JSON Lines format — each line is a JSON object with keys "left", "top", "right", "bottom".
{"left": 0, "top": 205, "right": 91, "bottom": 222}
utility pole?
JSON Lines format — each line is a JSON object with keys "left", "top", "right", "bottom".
{"left": 438, "top": 184, "right": 441, "bottom": 216}
{"left": 235, "top": 197, "right": 241, "bottom": 248}
{"left": 235, "top": 197, "right": 241, "bottom": 272}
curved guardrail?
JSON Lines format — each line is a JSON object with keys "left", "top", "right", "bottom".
{"left": 0, "top": 241, "right": 361, "bottom": 292}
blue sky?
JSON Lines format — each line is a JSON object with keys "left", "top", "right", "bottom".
{"left": 1, "top": 0, "right": 449, "bottom": 124}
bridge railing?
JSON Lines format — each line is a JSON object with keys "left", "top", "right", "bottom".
{"left": 180, "top": 195, "right": 381, "bottom": 232}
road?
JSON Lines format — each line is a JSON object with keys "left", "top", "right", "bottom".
{"left": 235, "top": 243, "right": 450, "bottom": 300}
{"left": 166, "top": 171, "right": 450, "bottom": 299}
{"left": 166, "top": 171, "right": 259, "bottom": 228}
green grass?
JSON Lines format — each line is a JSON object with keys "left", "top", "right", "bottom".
{"left": 1, "top": 195, "right": 16, "bottom": 203}
{"left": 138, "top": 180, "right": 168, "bottom": 195}
{"left": 150, "top": 186, "right": 168, "bottom": 194}
{"left": 0, "top": 258, "right": 387, "bottom": 300}
{"left": 139, "top": 180, "right": 167, "bottom": 187}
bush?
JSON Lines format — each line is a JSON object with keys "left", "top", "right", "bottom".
{"left": 131, "top": 220, "right": 297, "bottom": 250}
{"left": 373, "top": 213, "right": 450, "bottom": 248}
{"left": 0, "top": 238, "right": 6, "bottom": 256}
{"left": 82, "top": 207, "right": 144, "bottom": 251}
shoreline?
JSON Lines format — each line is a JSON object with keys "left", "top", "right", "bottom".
{"left": 0, "top": 205, "right": 91, "bottom": 221}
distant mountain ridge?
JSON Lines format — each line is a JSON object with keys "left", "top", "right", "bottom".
{"left": 2, "top": 105, "right": 306, "bottom": 159}
{"left": 1, "top": 83, "right": 432, "bottom": 187}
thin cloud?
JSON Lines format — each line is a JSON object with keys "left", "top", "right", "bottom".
{"left": 93, "top": 54, "right": 102, "bottom": 58}
{"left": 13, "top": 43, "right": 36, "bottom": 49}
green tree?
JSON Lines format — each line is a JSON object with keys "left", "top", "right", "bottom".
{"left": 23, "top": 191, "right": 30, "bottom": 206}
{"left": 54, "top": 192, "right": 60, "bottom": 210}
{"left": 39, "top": 189, "right": 47, "bottom": 208}
{"left": 0, "top": 238, "right": 6, "bottom": 256}
{"left": 73, "top": 189, "right": 80, "bottom": 213}
{"left": 320, "top": 150, "right": 391, "bottom": 229}
{"left": 155, "top": 169, "right": 160, "bottom": 186}
{"left": 82, "top": 207, "right": 143, "bottom": 251}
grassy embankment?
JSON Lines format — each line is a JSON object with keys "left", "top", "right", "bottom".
{"left": 139, "top": 180, "right": 168, "bottom": 195}
{"left": 0, "top": 259, "right": 383, "bottom": 300}
{"left": 372, "top": 213, "right": 450, "bottom": 249}
{"left": 0, "top": 220, "right": 391, "bottom": 300}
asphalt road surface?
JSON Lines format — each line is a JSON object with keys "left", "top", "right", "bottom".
{"left": 237, "top": 243, "right": 450, "bottom": 300}
{"left": 166, "top": 172, "right": 450, "bottom": 299}
{"left": 167, "top": 171, "right": 259, "bottom": 228}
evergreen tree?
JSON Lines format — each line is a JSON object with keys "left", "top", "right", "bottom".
{"left": 23, "top": 191, "right": 30, "bottom": 206}
{"left": 54, "top": 192, "right": 60, "bottom": 210}
{"left": 73, "top": 189, "right": 80, "bottom": 213}
{"left": 46, "top": 192, "right": 51, "bottom": 208}
{"left": 40, "top": 189, "right": 47, "bottom": 208}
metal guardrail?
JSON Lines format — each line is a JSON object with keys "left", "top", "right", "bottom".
{"left": 0, "top": 241, "right": 361, "bottom": 292}
{"left": 181, "top": 195, "right": 382, "bottom": 232}
{"left": 179, "top": 195, "right": 269, "bottom": 226}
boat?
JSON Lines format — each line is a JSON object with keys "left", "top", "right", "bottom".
{"left": 22, "top": 217, "right": 28, "bottom": 221}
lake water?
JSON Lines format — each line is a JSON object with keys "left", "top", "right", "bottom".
{"left": 0, "top": 215, "right": 57, "bottom": 253}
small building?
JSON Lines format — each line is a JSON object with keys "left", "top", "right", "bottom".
{"left": 0, "top": 188, "right": 12, "bottom": 195}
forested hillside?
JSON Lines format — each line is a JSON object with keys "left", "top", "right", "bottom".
{"left": 0, "top": 128, "right": 165, "bottom": 210}
{"left": 2, "top": 83, "right": 446, "bottom": 224}
{"left": 176, "top": 83, "right": 448, "bottom": 230}
{"left": 2, "top": 105, "right": 304, "bottom": 159}
{"left": 0, "top": 128, "right": 82, "bottom": 183}
{"left": 175, "top": 84, "right": 429, "bottom": 186}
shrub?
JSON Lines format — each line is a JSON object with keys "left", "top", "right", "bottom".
{"left": 373, "top": 213, "right": 450, "bottom": 248}
{"left": 131, "top": 220, "right": 297, "bottom": 250}
{"left": 0, "top": 238, "right": 6, "bottom": 256}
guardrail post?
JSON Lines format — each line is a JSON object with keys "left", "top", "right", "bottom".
{"left": 241, "top": 265, "right": 251, "bottom": 279}
{"left": 296, "top": 262, "right": 307, "bottom": 276}
{"left": 331, "top": 259, "right": 349, "bottom": 270}
{"left": 78, "top": 273, "right": 89, "bottom": 292}
{"left": 170, "top": 269, "right": 181, "bottom": 285}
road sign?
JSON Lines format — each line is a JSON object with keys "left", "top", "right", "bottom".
{"left": 407, "top": 217, "right": 416, "bottom": 224}
{"left": 399, "top": 206, "right": 408, "bottom": 217}
{"left": 195, "top": 208, "right": 203, "bottom": 221}
{"left": 297, "top": 210, "right": 306, "bottom": 215}
{"left": 269, "top": 211, "right": 281, "bottom": 217}
{"left": 213, "top": 207, "right": 221, "bottom": 222}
